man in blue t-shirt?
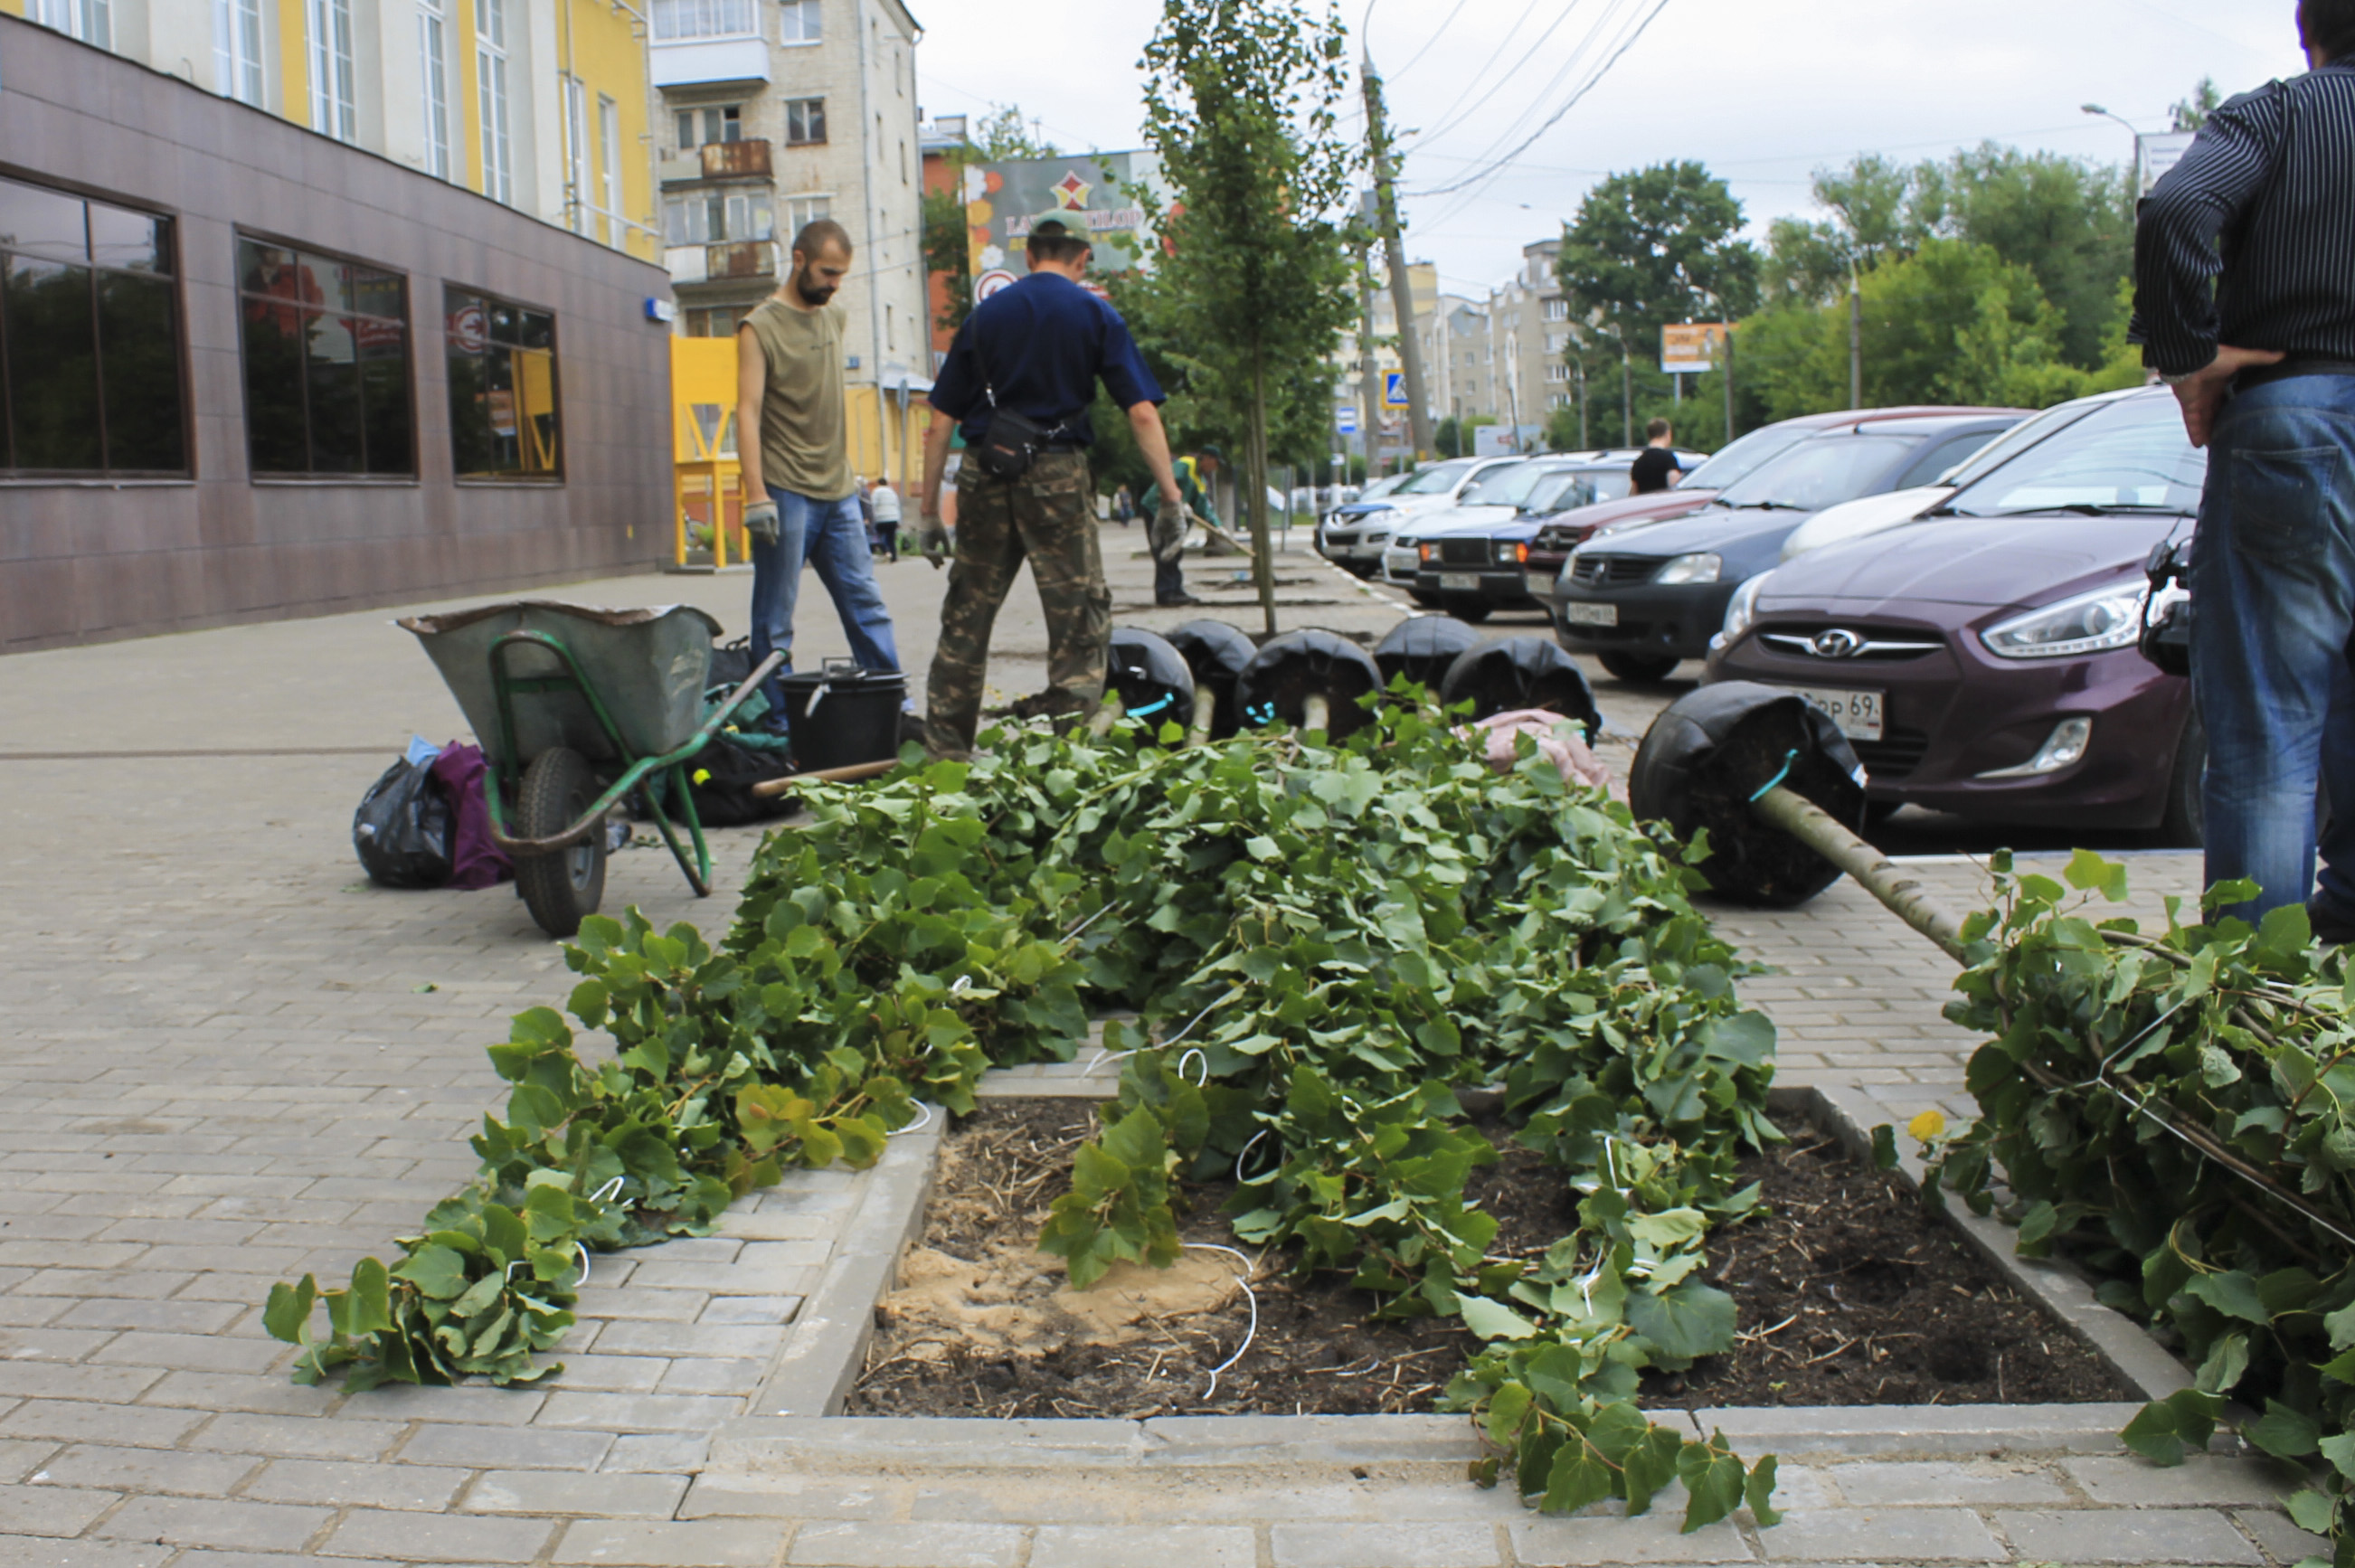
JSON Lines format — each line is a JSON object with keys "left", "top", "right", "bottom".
{"left": 915, "top": 217, "right": 1187, "bottom": 757}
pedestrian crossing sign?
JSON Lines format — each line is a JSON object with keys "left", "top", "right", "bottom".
{"left": 1383, "top": 372, "right": 1410, "bottom": 410}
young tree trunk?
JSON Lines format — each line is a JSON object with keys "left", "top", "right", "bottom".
{"left": 1249, "top": 354, "right": 1278, "bottom": 638}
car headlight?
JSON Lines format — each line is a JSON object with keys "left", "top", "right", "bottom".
{"left": 1495, "top": 541, "right": 1528, "bottom": 564}
{"left": 1418, "top": 543, "right": 1435, "bottom": 562}
{"left": 1654, "top": 553, "right": 1722, "bottom": 586}
{"left": 1721, "top": 572, "right": 1770, "bottom": 645}
{"left": 1981, "top": 580, "right": 2148, "bottom": 659}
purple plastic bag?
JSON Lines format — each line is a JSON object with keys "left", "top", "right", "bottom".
{"left": 428, "top": 742, "right": 515, "bottom": 891}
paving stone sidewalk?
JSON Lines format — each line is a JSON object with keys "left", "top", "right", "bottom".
{"left": 0, "top": 534, "right": 2303, "bottom": 1565}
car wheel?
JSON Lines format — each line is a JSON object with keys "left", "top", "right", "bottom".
{"left": 2157, "top": 705, "right": 2205, "bottom": 848}
{"left": 1598, "top": 651, "right": 1680, "bottom": 683}
{"left": 1446, "top": 599, "right": 1493, "bottom": 625}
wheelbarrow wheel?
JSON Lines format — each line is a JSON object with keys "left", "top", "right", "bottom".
{"left": 515, "top": 747, "right": 606, "bottom": 939}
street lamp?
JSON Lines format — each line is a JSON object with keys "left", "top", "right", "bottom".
{"left": 2082, "top": 102, "right": 2141, "bottom": 166}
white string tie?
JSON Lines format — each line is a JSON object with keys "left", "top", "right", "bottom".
{"left": 1181, "top": 1242, "right": 1262, "bottom": 1401}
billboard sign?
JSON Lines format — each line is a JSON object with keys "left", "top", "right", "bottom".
{"left": 2137, "top": 131, "right": 2196, "bottom": 195}
{"left": 1661, "top": 323, "right": 1730, "bottom": 375}
{"left": 1383, "top": 371, "right": 1410, "bottom": 410}
{"left": 963, "top": 152, "right": 1173, "bottom": 284}
{"left": 1475, "top": 424, "right": 1517, "bottom": 458}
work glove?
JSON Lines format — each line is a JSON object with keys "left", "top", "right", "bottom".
{"left": 743, "top": 500, "right": 780, "bottom": 547}
{"left": 918, "top": 512, "right": 951, "bottom": 567}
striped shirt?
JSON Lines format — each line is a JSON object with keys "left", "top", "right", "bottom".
{"left": 2133, "top": 63, "right": 2355, "bottom": 376}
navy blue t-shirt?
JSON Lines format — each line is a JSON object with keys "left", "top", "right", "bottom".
{"left": 930, "top": 272, "right": 1163, "bottom": 448}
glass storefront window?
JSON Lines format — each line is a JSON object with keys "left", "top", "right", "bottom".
{"left": 445, "top": 287, "right": 561, "bottom": 479}
{"left": 236, "top": 237, "right": 415, "bottom": 477}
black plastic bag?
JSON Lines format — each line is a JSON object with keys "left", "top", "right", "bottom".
{"left": 1108, "top": 627, "right": 1196, "bottom": 737}
{"left": 1234, "top": 628, "right": 1384, "bottom": 739}
{"left": 687, "top": 734, "right": 801, "bottom": 827}
{"left": 1375, "top": 615, "right": 1480, "bottom": 693}
{"left": 1628, "top": 682, "right": 1867, "bottom": 907}
{"left": 1438, "top": 636, "right": 1602, "bottom": 738}
{"left": 1167, "top": 619, "right": 1257, "bottom": 741}
{"left": 353, "top": 759, "right": 454, "bottom": 888}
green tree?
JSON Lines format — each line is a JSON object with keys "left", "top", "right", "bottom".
{"left": 2172, "top": 77, "right": 2223, "bottom": 133}
{"left": 1139, "top": 0, "right": 1357, "bottom": 634}
{"left": 1556, "top": 162, "right": 1759, "bottom": 450}
{"left": 922, "top": 183, "right": 973, "bottom": 339}
{"left": 971, "top": 106, "right": 1060, "bottom": 160}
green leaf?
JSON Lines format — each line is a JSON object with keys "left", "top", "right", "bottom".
{"left": 1869, "top": 1124, "right": 1898, "bottom": 1170}
{"left": 2185, "top": 1270, "right": 2271, "bottom": 1326}
{"left": 2286, "top": 1487, "right": 2336, "bottom": 1535}
{"left": 2063, "top": 848, "right": 2128, "bottom": 900}
{"left": 1481, "top": 1381, "right": 1532, "bottom": 1445}
{"left": 1628, "top": 1281, "right": 1737, "bottom": 1360}
{"left": 344, "top": 1257, "right": 393, "bottom": 1337}
{"left": 2246, "top": 1399, "right": 2322, "bottom": 1459}
{"left": 1455, "top": 1292, "right": 1538, "bottom": 1342}
{"left": 1677, "top": 1437, "right": 1746, "bottom": 1531}
{"left": 392, "top": 1244, "right": 470, "bottom": 1301}
{"left": 263, "top": 1275, "right": 317, "bottom": 1345}
{"left": 1540, "top": 1441, "right": 1615, "bottom": 1515}
{"left": 1744, "top": 1455, "right": 1782, "bottom": 1526}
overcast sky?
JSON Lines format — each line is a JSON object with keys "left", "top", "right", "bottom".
{"left": 912, "top": 0, "right": 2306, "bottom": 300}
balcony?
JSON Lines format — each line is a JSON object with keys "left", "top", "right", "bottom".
{"left": 661, "top": 140, "right": 773, "bottom": 186}
{"left": 649, "top": 37, "right": 770, "bottom": 89}
{"left": 666, "top": 241, "right": 777, "bottom": 285}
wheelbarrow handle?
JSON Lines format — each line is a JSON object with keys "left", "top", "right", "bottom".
{"left": 489, "top": 650, "right": 788, "bottom": 855}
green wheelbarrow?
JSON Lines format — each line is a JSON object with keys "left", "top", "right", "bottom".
{"left": 400, "top": 600, "right": 785, "bottom": 938}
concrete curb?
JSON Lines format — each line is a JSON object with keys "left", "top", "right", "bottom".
{"left": 748, "top": 1120, "right": 941, "bottom": 1417}
{"left": 1784, "top": 1082, "right": 2198, "bottom": 1406}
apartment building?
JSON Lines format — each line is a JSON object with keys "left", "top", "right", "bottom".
{"left": 3, "top": 0, "right": 660, "bottom": 259}
{"left": 1482, "top": 237, "right": 1577, "bottom": 441}
{"left": 0, "top": 12, "right": 674, "bottom": 648}
{"left": 649, "top": 0, "right": 930, "bottom": 477}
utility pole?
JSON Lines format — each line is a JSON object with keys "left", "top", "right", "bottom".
{"left": 1849, "top": 258, "right": 1864, "bottom": 410}
{"left": 1357, "top": 241, "right": 1382, "bottom": 479}
{"left": 1621, "top": 347, "right": 1631, "bottom": 448}
{"left": 1361, "top": 60, "right": 1434, "bottom": 462}
{"left": 1722, "top": 326, "right": 1736, "bottom": 443}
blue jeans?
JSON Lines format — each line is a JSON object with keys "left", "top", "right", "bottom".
{"left": 748, "top": 486, "right": 904, "bottom": 731}
{"left": 2192, "top": 373, "right": 2355, "bottom": 923}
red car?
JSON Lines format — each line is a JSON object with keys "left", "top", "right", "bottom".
{"left": 1704, "top": 388, "right": 2204, "bottom": 840}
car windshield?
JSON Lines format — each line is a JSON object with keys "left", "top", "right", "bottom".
{"left": 1679, "top": 422, "right": 1815, "bottom": 491}
{"left": 1529, "top": 469, "right": 1631, "bottom": 512}
{"left": 1935, "top": 399, "right": 2104, "bottom": 490}
{"left": 1945, "top": 396, "right": 2207, "bottom": 517}
{"left": 1359, "top": 475, "right": 1405, "bottom": 500}
{"left": 1715, "top": 433, "right": 1915, "bottom": 511}
{"left": 1458, "top": 463, "right": 1562, "bottom": 507}
{"left": 1396, "top": 459, "right": 1483, "bottom": 496}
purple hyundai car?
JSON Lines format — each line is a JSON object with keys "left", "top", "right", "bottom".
{"left": 1703, "top": 387, "right": 2205, "bottom": 841}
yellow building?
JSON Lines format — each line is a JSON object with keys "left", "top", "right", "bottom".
{"left": 0, "top": 0, "right": 658, "bottom": 262}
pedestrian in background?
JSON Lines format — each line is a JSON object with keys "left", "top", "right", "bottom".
{"left": 1113, "top": 485, "right": 1135, "bottom": 525}
{"left": 870, "top": 476, "right": 903, "bottom": 562}
{"left": 1629, "top": 419, "right": 1680, "bottom": 494}
{"left": 1140, "top": 447, "right": 1220, "bottom": 607}
{"left": 735, "top": 219, "right": 904, "bottom": 741}
{"left": 914, "top": 216, "right": 1186, "bottom": 759}
{"left": 2135, "top": 0, "right": 2355, "bottom": 932}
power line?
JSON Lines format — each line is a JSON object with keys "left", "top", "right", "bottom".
{"left": 1386, "top": 0, "right": 1562, "bottom": 154}
{"left": 1389, "top": 0, "right": 1477, "bottom": 77}
{"left": 1411, "top": 0, "right": 1648, "bottom": 191}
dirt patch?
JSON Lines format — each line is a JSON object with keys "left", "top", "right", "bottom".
{"left": 845, "top": 1101, "right": 2131, "bottom": 1419}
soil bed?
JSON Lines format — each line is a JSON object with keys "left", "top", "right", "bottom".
{"left": 844, "top": 1100, "right": 2130, "bottom": 1420}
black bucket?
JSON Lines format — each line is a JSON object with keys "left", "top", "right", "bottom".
{"left": 781, "top": 661, "right": 907, "bottom": 771}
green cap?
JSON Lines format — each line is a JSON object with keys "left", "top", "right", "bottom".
{"left": 1025, "top": 213, "right": 1096, "bottom": 250}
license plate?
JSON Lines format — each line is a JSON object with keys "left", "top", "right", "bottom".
{"left": 1526, "top": 572, "right": 1556, "bottom": 598}
{"left": 1784, "top": 685, "right": 1886, "bottom": 741}
{"left": 1439, "top": 572, "right": 1480, "bottom": 591}
{"left": 1564, "top": 601, "right": 1617, "bottom": 627}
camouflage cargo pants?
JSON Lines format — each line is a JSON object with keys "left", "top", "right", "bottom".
{"left": 1144, "top": 497, "right": 1188, "bottom": 601}
{"left": 924, "top": 451, "right": 1111, "bottom": 758}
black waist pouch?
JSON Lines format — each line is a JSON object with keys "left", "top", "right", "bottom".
{"left": 977, "top": 404, "right": 1049, "bottom": 480}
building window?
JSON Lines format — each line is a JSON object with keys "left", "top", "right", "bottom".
{"left": 0, "top": 176, "right": 185, "bottom": 477}
{"left": 784, "top": 97, "right": 827, "bottom": 146}
{"left": 27, "top": 0, "right": 109, "bottom": 49}
{"left": 651, "top": 0, "right": 754, "bottom": 41}
{"left": 478, "top": 0, "right": 513, "bottom": 205}
{"left": 599, "top": 96, "right": 623, "bottom": 250}
{"left": 1546, "top": 364, "right": 1568, "bottom": 383}
{"left": 685, "top": 307, "right": 747, "bottom": 338}
{"left": 564, "top": 78, "right": 591, "bottom": 236}
{"left": 307, "top": 0, "right": 355, "bottom": 142}
{"left": 785, "top": 195, "right": 832, "bottom": 238}
{"left": 419, "top": 0, "right": 452, "bottom": 178}
{"left": 780, "top": 0, "right": 821, "bottom": 43}
{"left": 664, "top": 190, "right": 773, "bottom": 246}
{"left": 1543, "top": 299, "right": 1568, "bottom": 322}
{"left": 676, "top": 105, "right": 741, "bottom": 149}
{"left": 213, "top": 0, "right": 264, "bottom": 107}
{"left": 446, "top": 288, "right": 561, "bottom": 479}
{"left": 236, "top": 238, "right": 412, "bottom": 478}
